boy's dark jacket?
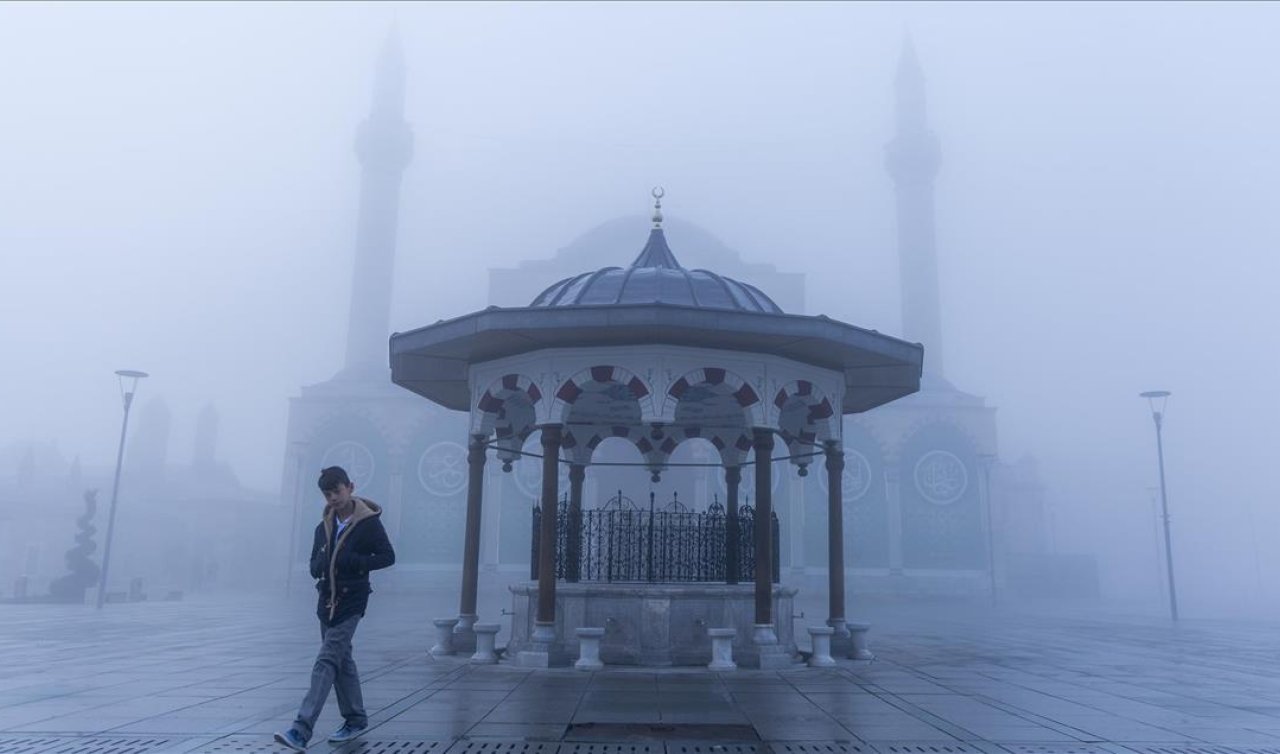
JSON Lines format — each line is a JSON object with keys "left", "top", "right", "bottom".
{"left": 309, "top": 496, "right": 395, "bottom": 626}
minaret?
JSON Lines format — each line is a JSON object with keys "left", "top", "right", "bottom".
{"left": 342, "top": 30, "right": 414, "bottom": 378}
{"left": 885, "top": 35, "right": 944, "bottom": 382}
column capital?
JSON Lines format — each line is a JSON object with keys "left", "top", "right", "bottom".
{"left": 824, "top": 442, "right": 845, "bottom": 472}
{"left": 468, "top": 434, "right": 488, "bottom": 463}
{"left": 568, "top": 463, "right": 586, "bottom": 483}
{"left": 751, "top": 427, "right": 775, "bottom": 451}
{"left": 724, "top": 465, "right": 742, "bottom": 484}
{"left": 539, "top": 424, "right": 563, "bottom": 447}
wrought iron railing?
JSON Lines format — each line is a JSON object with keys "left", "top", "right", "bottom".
{"left": 532, "top": 491, "right": 780, "bottom": 584}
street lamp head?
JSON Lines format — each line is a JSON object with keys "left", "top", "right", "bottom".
{"left": 1140, "top": 390, "right": 1171, "bottom": 417}
{"left": 115, "top": 369, "right": 149, "bottom": 404}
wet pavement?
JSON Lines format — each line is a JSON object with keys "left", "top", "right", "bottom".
{"left": 2, "top": 579, "right": 1279, "bottom": 753}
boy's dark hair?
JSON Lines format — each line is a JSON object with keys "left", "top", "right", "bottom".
{"left": 318, "top": 466, "right": 352, "bottom": 492}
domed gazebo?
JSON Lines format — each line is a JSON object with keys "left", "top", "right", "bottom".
{"left": 390, "top": 192, "right": 923, "bottom": 667}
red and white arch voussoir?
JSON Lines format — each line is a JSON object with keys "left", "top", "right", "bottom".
{"left": 773, "top": 379, "right": 838, "bottom": 444}
{"left": 549, "top": 365, "right": 653, "bottom": 425}
{"left": 662, "top": 367, "right": 764, "bottom": 426}
{"left": 471, "top": 373, "right": 543, "bottom": 438}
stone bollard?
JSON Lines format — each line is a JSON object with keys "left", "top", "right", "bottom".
{"left": 574, "top": 627, "right": 605, "bottom": 671}
{"left": 848, "top": 622, "right": 874, "bottom": 660}
{"left": 807, "top": 626, "right": 836, "bottom": 667}
{"left": 707, "top": 628, "right": 737, "bottom": 671}
{"left": 430, "top": 618, "right": 459, "bottom": 657}
{"left": 471, "top": 623, "right": 501, "bottom": 665}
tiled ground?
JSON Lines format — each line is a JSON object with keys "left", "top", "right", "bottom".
{"left": 3, "top": 580, "right": 1280, "bottom": 753}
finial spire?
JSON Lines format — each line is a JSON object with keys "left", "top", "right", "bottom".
{"left": 631, "top": 187, "right": 682, "bottom": 269}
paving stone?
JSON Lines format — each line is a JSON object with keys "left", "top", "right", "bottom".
{"left": 6, "top": 590, "right": 1280, "bottom": 749}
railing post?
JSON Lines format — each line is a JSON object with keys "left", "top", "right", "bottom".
{"left": 646, "top": 491, "right": 656, "bottom": 583}
{"left": 725, "top": 466, "right": 741, "bottom": 584}
{"left": 567, "top": 464, "right": 585, "bottom": 582}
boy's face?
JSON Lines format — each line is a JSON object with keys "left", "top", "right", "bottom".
{"left": 323, "top": 482, "right": 355, "bottom": 510}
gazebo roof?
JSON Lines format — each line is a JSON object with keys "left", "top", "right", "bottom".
{"left": 530, "top": 228, "right": 783, "bottom": 314}
{"left": 390, "top": 203, "right": 923, "bottom": 416}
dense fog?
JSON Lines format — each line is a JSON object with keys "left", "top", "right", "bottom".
{"left": 2, "top": 2, "right": 1277, "bottom": 617}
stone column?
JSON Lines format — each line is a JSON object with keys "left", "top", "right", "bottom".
{"left": 752, "top": 428, "right": 775, "bottom": 625}
{"left": 724, "top": 465, "right": 741, "bottom": 584}
{"left": 789, "top": 471, "right": 803, "bottom": 574}
{"left": 566, "top": 464, "right": 585, "bottom": 582}
{"left": 824, "top": 441, "right": 850, "bottom": 647}
{"left": 535, "top": 425, "right": 563, "bottom": 630}
{"left": 456, "top": 434, "right": 487, "bottom": 650}
{"left": 481, "top": 457, "right": 500, "bottom": 572}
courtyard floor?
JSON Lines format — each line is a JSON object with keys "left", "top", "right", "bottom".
{"left": 2, "top": 578, "right": 1279, "bottom": 754}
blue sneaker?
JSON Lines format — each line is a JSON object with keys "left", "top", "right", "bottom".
{"left": 274, "top": 728, "right": 307, "bottom": 751}
{"left": 327, "top": 723, "right": 368, "bottom": 743}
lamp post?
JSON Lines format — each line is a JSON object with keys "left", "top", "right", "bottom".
{"left": 96, "top": 369, "right": 148, "bottom": 609}
{"left": 1140, "top": 390, "right": 1177, "bottom": 621}
{"left": 978, "top": 454, "right": 998, "bottom": 606}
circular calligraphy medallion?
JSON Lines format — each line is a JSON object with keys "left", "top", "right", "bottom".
{"left": 913, "top": 450, "right": 969, "bottom": 505}
{"left": 417, "top": 441, "right": 468, "bottom": 497}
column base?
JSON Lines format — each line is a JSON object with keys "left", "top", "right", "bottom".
{"left": 827, "top": 617, "right": 852, "bottom": 657}
{"left": 453, "top": 613, "right": 478, "bottom": 654}
{"left": 531, "top": 620, "right": 557, "bottom": 644}
{"left": 753, "top": 623, "right": 793, "bottom": 669}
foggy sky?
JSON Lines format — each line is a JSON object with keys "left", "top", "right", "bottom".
{"left": 2, "top": 2, "right": 1278, "bottom": 615}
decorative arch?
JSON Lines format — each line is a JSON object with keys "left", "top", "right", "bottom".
{"left": 661, "top": 366, "right": 765, "bottom": 430}
{"left": 674, "top": 425, "right": 752, "bottom": 468}
{"left": 893, "top": 415, "right": 982, "bottom": 469}
{"left": 772, "top": 380, "right": 838, "bottom": 472}
{"left": 470, "top": 373, "right": 543, "bottom": 471}
{"left": 549, "top": 365, "right": 654, "bottom": 425}
{"left": 471, "top": 372, "right": 543, "bottom": 437}
{"left": 565, "top": 424, "right": 670, "bottom": 473}
{"left": 895, "top": 417, "right": 985, "bottom": 570}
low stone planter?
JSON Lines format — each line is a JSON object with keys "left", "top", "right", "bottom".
{"left": 807, "top": 625, "right": 836, "bottom": 667}
{"left": 430, "top": 617, "right": 459, "bottom": 657}
{"left": 708, "top": 628, "right": 737, "bottom": 670}
{"left": 471, "top": 623, "right": 501, "bottom": 665}
{"left": 575, "top": 627, "right": 605, "bottom": 671}
{"left": 848, "top": 621, "right": 874, "bottom": 660}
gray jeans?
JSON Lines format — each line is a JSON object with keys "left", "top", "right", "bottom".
{"left": 292, "top": 614, "right": 367, "bottom": 741}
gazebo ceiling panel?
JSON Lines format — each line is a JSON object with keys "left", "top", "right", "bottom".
{"left": 565, "top": 386, "right": 643, "bottom": 426}
{"left": 673, "top": 388, "right": 751, "bottom": 431}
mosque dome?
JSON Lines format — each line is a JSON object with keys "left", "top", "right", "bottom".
{"left": 530, "top": 193, "right": 784, "bottom": 314}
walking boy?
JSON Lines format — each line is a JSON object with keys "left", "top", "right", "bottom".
{"left": 275, "top": 466, "right": 395, "bottom": 750}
